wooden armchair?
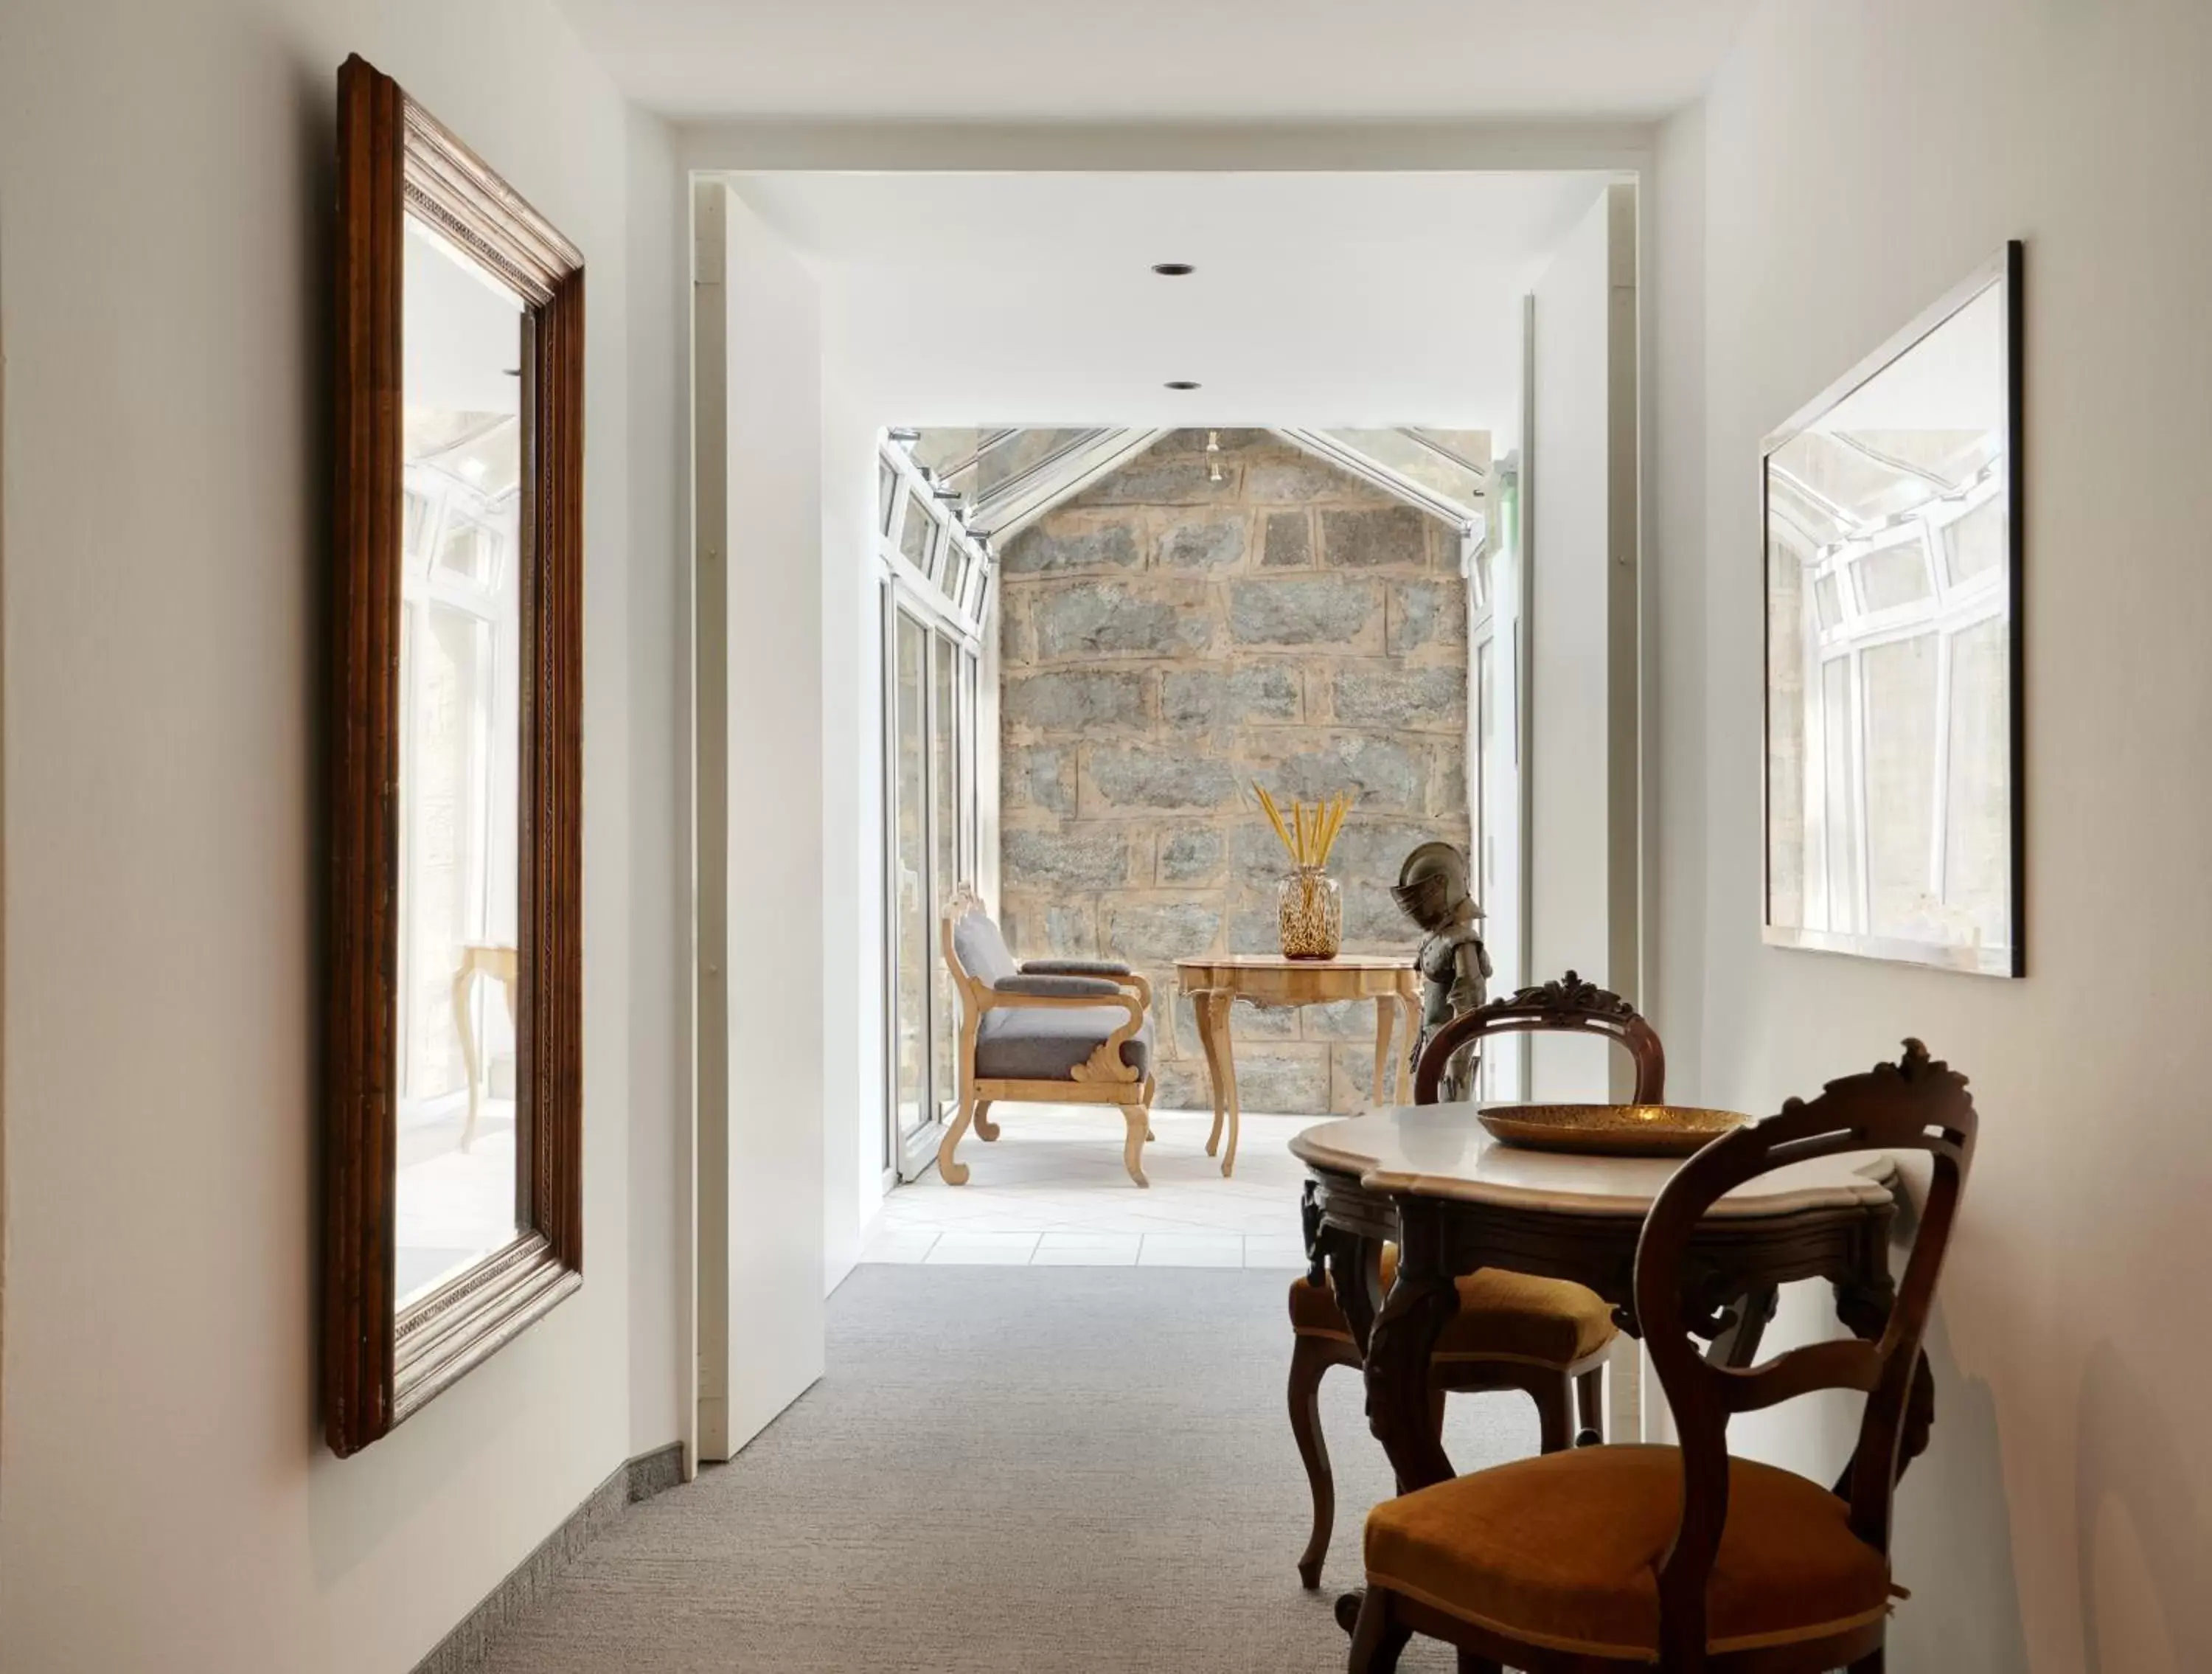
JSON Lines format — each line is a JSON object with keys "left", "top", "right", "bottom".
{"left": 1351, "top": 1039, "right": 1976, "bottom": 1674}
{"left": 938, "top": 889, "right": 1158, "bottom": 1187}
{"left": 1289, "top": 973, "right": 1663, "bottom": 1588}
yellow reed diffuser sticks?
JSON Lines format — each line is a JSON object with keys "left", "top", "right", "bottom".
{"left": 1253, "top": 784, "right": 1352, "bottom": 869}
{"left": 1253, "top": 785, "right": 1352, "bottom": 957}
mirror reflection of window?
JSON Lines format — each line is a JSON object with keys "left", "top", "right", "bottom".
{"left": 1766, "top": 279, "right": 2012, "bottom": 962}
{"left": 395, "top": 217, "right": 526, "bottom": 1308}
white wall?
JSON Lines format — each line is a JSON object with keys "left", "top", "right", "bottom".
{"left": 696, "top": 188, "right": 828, "bottom": 1452}
{"left": 818, "top": 384, "right": 882, "bottom": 1292}
{"left": 0, "top": 3, "right": 684, "bottom": 1670}
{"left": 625, "top": 104, "right": 692, "bottom": 1462}
{"left": 1528, "top": 184, "right": 1638, "bottom": 1100}
{"left": 1655, "top": 4, "right": 2212, "bottom": 1670}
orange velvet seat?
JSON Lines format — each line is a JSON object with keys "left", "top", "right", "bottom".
{"left": 1288, "top": 1244, "right": 1617, "bottom": 1368}
{"left": 1364, "top": 1444, "right": 1891, "bottom": 1661}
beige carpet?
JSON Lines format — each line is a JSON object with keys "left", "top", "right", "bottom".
{"left": 481, "top": 1266, "right": 1537, "bottom": 1673}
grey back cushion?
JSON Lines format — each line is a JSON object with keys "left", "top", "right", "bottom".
{"left": 951, "top": 910, "right": 1020, "bottom": 987}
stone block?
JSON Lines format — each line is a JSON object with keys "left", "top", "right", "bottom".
{"left": 1330, "top": 1044, "right": 1391, "bottom": 1114}
{"left": 1228, "top": 1049, "right": 1334, "bottom": 1116}
{"left": 1430, "top": 749, "right": 1468, "bottom": 819}
{"left": 1261, "top": 510, "right": 1312, "bottom": 569}
{"left": 1225, "top": 900, "right": 1281, "bottom": 955}
{"left": 1003, "top": 827, "right": 1132, "bottom": 892}
{"left": 1322, "top": 506, "right": 1431, "bottom": 570}
{"left": 1080, "top": 454, "right": 1238, "bottom": 506}
{"left": 1100, "top": 897, "right": 1223, "bottom": 962}
{"left": 1153, "top": 1059, "right": 1214, "bottom": 1112}
{"left": 1041, "top": 901, "right": 1100, "bottom": 957}
{"left": 1003, "top": 669, "right": 1149, "bottom": 736}
{"left": 1227, "top": 577, "right": 1382, "bottom": 650}
{"left": 1254, "top": 733, "right": 1425, "bottom": 812}
{"left": 1157, "top": 511, "right": 1251, "bottom": 572}
{"left": 1387, "top": 580, "right": 1470, "bottom": 654}
{"left": 1304, "top": 997, "right": 1385, "bottom": 1041}
{"left": 1003, "top": 745, "right": 1074, "bottom": 814}
{"left": 1083, "top": 746, "right": 1242, "bottom": 813}
{"left": 1319, "top": 817, "right": 1460, "bottom": 884}
{"left": 998, "top": 592, "right": 1035, "bottom": 663}
{"left": 1001, "top": 895, "right": 1099, "bottom": 961}
{"left": 1158, "top": 825, "right": 1226, "bottom": 885}
{"left": 1033, "top": 582, "right": 1214, "bottom": 661}
{"left": 1000, "top": 515, "right": 1142, "bottom": 577}
{"left": 1341, "top": 880, "right": 1419, "bottom": 950}
{"left": 1330, "top": 667, "right": 1467, "bottom": 732}
{"left": 1160, "top": 665, "right": 1302, "bottom": 742}
{"left": 1243, "top": 455, "right": 1377, "bottom": 504}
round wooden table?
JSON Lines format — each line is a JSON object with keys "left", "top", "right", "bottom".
{"left": 1175, "top": 954, "right": 1419, "bottom": 1177}
{"left": 1289, "top": 1102, "right": 1919, "bottom": 1493}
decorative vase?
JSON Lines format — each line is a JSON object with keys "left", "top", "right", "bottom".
{"left": 1278, "top": 866, "right": 1343, "bottom": 959}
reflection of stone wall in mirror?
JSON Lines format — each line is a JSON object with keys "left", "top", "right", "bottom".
{"left": 1765, "top": 279, "right": 2011, "bottom": 962}
{"left": 394, "top": 215, "right": 526, "bottom": 1307}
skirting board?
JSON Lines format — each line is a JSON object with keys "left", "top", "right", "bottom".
{"left": 411, "top": 1442, "right": 686, "bottom": 1674}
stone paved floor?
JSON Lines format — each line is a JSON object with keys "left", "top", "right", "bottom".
{"left": 864, "top": 1105, "right": 1314, "bottom": 1267}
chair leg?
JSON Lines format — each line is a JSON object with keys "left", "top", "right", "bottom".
{"left": 1576, "top": 1364, "right": 1605, "bottom": 1446}
{"left": 1288, "top": 1337, "right": 1336, "bottom": 1588}
{"left": 1120, "top": 1104, "right": 1150, "bottom": 1187}
{"left": 972, "top": 1099, "right": 999, "bottom": 1141}
{"left": 1534, "top": 1372, "right": 1572, "bottom": 1454}
{"left": 1348, "top": 1586, "right": 1413, "bottom": 1673}
{"left": 937, "top": 1084, "right": 978, "bottom": 1185}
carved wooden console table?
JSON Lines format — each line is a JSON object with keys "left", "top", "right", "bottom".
{"left": 1175, "top": 954, "right": 1419, "bottom": 1178}
{"left": 1290, "top": 1102, "right": 1927, "bottom": 1510}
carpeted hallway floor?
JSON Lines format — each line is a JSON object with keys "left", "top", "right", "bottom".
{"left": 481, "top": 1265, "right": 1537, "bottom": 1673}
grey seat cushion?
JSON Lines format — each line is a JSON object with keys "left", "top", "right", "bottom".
{"left": 975, "top": 1007, "right": 1154, "bottom": 1082}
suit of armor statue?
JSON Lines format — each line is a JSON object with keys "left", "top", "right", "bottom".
{"left": 1391, "top": 842, "right": 1492, "bottom": 1102}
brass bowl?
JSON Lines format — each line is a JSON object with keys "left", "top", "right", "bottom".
{"left": 1476, "top": 1103, "right": 1751, "bottom": 1158}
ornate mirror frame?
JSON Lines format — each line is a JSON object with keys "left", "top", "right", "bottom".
{"left": 325, "top": 55, "right": 584, "bottom": 1456}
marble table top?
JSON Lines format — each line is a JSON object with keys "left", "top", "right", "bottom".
{"left": 1289, "top": 1102, "right": 1897, "bottom": 1218}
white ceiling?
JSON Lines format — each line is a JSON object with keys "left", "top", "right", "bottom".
{"left": 559, "top": 0, "right": 1754, "bottom": 122}
{"left": 730, "top": 170, "right": 1613, "bottom": 430}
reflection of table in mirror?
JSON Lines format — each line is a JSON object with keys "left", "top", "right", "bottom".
{"left": 1174, "top": 955, "right": 1419, "bottom": 1177}
{"left": 451, "top": 942, "right": 518, "bottom": 1149}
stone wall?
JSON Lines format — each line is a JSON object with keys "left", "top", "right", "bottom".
{"left": 996, "top": 430, "right": 1472, "bottom": 1115}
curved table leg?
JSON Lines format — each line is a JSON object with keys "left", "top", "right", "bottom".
{"left": 1371, "top": 999, "right": 1394, "bottom": 1105}
{"left": 1192, "top": 987, "right": 1226, "bottom": 1157}
{"left": 453, "top": 964, "right": 483, "bottom": 1152}
{"left": 1206, "top": 990, "right": 1240, "bottom": 1177}
{"left": 1364, "top": 1197, "right": 1459, "bottom": 1493}
{"left": 1395, "top": 993, "right": 1418, "bottom": 1103}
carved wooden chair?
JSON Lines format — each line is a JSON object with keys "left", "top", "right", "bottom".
{"left": 1350, "top": 1039, "right": 1976, "bottom": 1674}
{"left": 938, "top": 889, "right": 1158, "bottom": 1188}
{"left": 1289, "top": 973, "right": 1664, "bottom": 1588}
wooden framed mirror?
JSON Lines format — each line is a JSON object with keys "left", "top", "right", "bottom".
{"left": 325, "top": 55, "right": 584, "bottom": 1456}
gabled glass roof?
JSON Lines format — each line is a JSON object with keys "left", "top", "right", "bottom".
{"left": 899, "top": 426, "right": 1486, "bottom": 543}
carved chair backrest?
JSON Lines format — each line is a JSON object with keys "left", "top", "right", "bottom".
{"left": 1411, "top": 970, "right": 1666, "bottom": 1106}
{"left": 1634, "top": 1040, "right": 1976, "bottom": 1667}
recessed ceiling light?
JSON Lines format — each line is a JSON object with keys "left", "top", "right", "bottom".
{"left": 1152, "top": 262, "right": 1195, "bottom": 277}
{"left": 1164, "top": 380, "right": 1200, "bottom": 391}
